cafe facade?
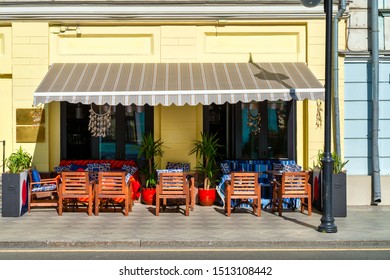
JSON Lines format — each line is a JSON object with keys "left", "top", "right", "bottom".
{"left": 0, "top": 1, "right": 352, "bottom": 202}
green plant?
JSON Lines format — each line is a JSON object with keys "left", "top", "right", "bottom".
{"left": 138, "top": 133, "right": 165, "bottom": 188}
{"left": 313, "top": 150, "right": 349, "bottom": 173}
{"left": 4, "top": 146, "right": 32, "bottom": 173}
{"left": 189, "top": 132, "right": 222, "bottom": 190}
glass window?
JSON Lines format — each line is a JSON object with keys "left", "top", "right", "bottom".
{"left": 124, "top": 106, "right": 145, "bottom": 159}
{"left": 267, "top": 101, "right": 288, "bottom": 158}
{"left": 98, "top": 105, "right": 116, "bottom": 160}
{"left": 207, "top": 101, "right": 292, "bottom": 160}
{"left": 63, "top": 103, "right": 147, "bottom": 160}
{"left": 241, "top": 102, "right": 262, "bottom": 158}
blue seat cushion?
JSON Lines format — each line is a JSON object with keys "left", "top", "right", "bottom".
{"left": 32, "top": 184, "right": 57, "bottom": 192}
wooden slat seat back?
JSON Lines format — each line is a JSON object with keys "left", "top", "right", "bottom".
{"left": 94, "top": 171, "right": 132, "bottom": 216}
{"left": 225, "top": 172, "right": 261, "bottom": 217}
{"left": 155, "top": 172, "right": 192, "bottom": 216}
{"left": 59, "top": 172, "right": 94, "bottom": 216}
{"left": 272, "top": 171, "right": 312, "bottom": 216}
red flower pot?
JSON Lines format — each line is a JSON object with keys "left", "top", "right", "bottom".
{"left": 142, "top": 188, "right": 156, "bottom": 205}
{"left": 198, "top": 188, "right": 216, "bottom": 206}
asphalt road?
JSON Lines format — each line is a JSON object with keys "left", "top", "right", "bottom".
{"left": 0, "top": 247, "right": 389, "bottom": 260}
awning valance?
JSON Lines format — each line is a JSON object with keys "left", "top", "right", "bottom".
{"left": 33, "top": 62, "right": 324, "bottom": 106}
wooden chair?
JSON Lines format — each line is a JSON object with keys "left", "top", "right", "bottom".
{"left": 271, "top": 171, "right": 312, "bottom": 216}
{"left": 58, "top": 172, "right": 94, "bottom": 216}
{"left": 28, "top": 168, "right": 59, "bottom": 212}
{"left": 225, "top": 172, "right": 261, "bottom": 217}
{"left": 155, "top": 172, "right": 193, "bottom": 216}
{"left": 94, "top": 171, "right": 132, "bottom": 216}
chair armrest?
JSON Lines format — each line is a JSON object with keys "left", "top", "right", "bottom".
{"left": 38, "top": 178, "right": 59, "bottom": 183}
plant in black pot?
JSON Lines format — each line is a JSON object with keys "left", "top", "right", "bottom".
{"left": 189, "top": 132, "right": 222, "bottom": 206}
{"left": 2, "top": 146, "right": 32, "bottom": 217}
{"left": 313, "top": 150, "right": 349, "bottom": 217}
{"left": 138, "top": 132, "right": 165, "bottom": 205}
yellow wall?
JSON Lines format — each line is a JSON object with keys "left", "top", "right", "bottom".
{"left": 0, "top": 26, "right": 13, "bottom": 163}
{"left": 156, "top": 105, "right": 199, "bottom": 170}
{"left": 1, "top": 19, "right": 343, "bottom": 172}
{"left": 0, "top": 23, "right": 50, "bottom": 171}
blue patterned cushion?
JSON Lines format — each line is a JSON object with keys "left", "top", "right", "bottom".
{"left": 273, "top": 163, "right": 284, "bottom": 171}
{"left": 89, "top": 172, "right": 99, "bottom": 183}
{"left": 87, "top": 163, "right": 111, "bottom": 172}
{"left": 125, "top": 173, "right": 132, "bottom": 184}
{"left": 54, "top": 165, "right": 72, "bottom": 173}
{"left": 122, "top": 164, "right": 138, "bottom": 175}
{"left": 32, "top": 184, "right": 57, "bottom": 192}
{"left": 166, "top": 162, "right": 190, "bottom": 172}
{"left": 283, "top": 164, "right": 302, "bottom": 172}
{"left": 70, "top": 164, "right": 87, "bottom": 171}
{"left": 157, "top": 169, "right": 184, "bottom": 180}
{"left": 273, "top": 163, "right": 302, "bottom": 172}
{"left": 220, "top": 162, "right": 231, "bottom": 174}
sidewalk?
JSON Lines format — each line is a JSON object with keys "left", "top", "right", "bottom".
{"left": 1, "top": 201, "right": 390, "bottom": 249}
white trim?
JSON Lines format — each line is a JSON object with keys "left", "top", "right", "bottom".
{"left": 34, "top": 88, "right": 324, "bottom": 97}
{"left": 0, "top": 5, "right": 326, "bottom": 20}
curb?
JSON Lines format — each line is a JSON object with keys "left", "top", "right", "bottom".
{"left": 1, "top": 240, "right": 390, "bottom": 249}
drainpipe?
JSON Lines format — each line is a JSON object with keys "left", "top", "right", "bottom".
{"left": 333, "top": 0, "right": 346, "bottom": 156}
{"left": 371, "top": 0, "right": 381, "bottom": 204}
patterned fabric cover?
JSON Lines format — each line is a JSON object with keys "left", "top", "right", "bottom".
{"left": 87, "top": 163, "right": 111, "bottom": 172}
{"left": 122, "top": 164, "right": 138, "bottom": 175}
{"left": 58, "top": 159, "right": 138, "bottom": 171}
{"left": 220, "top": 162, "right": 231, "bottom": 174}
{"left": 273, "top": 163, "right": 302, "bottom": 172}
{"left": 156, "top": 168, "right": 184, "bottom": 181}
{"left": 32, "top": 184, "right": 57, "bottom": 192}
{"left": 166, "top": 162, "right": 190, "bottom": 172}
{"left": 54, "top": 165, "right": 72, "bottom": 173}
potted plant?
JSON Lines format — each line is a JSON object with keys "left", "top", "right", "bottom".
{"left": 189, "top": 132, "right": 222, "bottom": 206}
{"left": 312, "top": 150, "right": 349, "bottom": 217}
{"left": 138, "top": 132, "right": 165, "bottom": 205}
{"left": 2, "top": 146, "right": 32, "bottom": 217}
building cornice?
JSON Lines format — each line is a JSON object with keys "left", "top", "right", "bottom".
{"left": 0, "top": 2, "right": 332, "bottom": 21}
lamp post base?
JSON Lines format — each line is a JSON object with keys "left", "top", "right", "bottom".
{"left": 318, "top": 219, "right": 338, "bottom": 233}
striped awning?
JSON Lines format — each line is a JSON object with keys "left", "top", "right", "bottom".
{"left": 33, "top": 62, "right": 324, "bottom": 106}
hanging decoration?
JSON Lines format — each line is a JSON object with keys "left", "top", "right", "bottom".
{"left": 247, "top": 104, "right": 261, "bottom": 135}
{"left": 277, "top": 109, "right": 286, "bottom": 130}
{"left": 88, "top": 105, "right": 111, "bottom": 137}
{"left": 316, "top": 100, "right": 323, "bottom": 128}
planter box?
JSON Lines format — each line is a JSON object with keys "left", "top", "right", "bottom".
{"left": 332, "top": 172, "right": 347, "bottom": 217}
{"left": 2, "top": 171, "right": 29, "bottom": 217}
{"left": 309, "top": 170, "right": 347, "bottom": 217}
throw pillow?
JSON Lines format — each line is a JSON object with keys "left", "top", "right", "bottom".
{"left": 87, "top": 163, "right": 111, "bottom": 172}
{"left": 122, "top": 164, "right": 138, "bottom": 175}
{"left": 31, "top": 169, "right": 41, "bottom": 188}
{"left": 54, "top": 165, "right": 72, "bottom": 173}
{"left": 166, "top": 162, "right": 190, "bottom": 172}
{"left": 220, "top": 162, "right": 231, "bottom": 174}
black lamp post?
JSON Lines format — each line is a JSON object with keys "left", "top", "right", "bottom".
{"left": 301, "top": 0, "right": 337, "bottom": 233}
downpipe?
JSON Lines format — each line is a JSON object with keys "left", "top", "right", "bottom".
{"left": 332, "top": 0, "right": 346, "bottom": 156}
{"left": 371, "top": 0, "right": 381, "bottom": 204}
